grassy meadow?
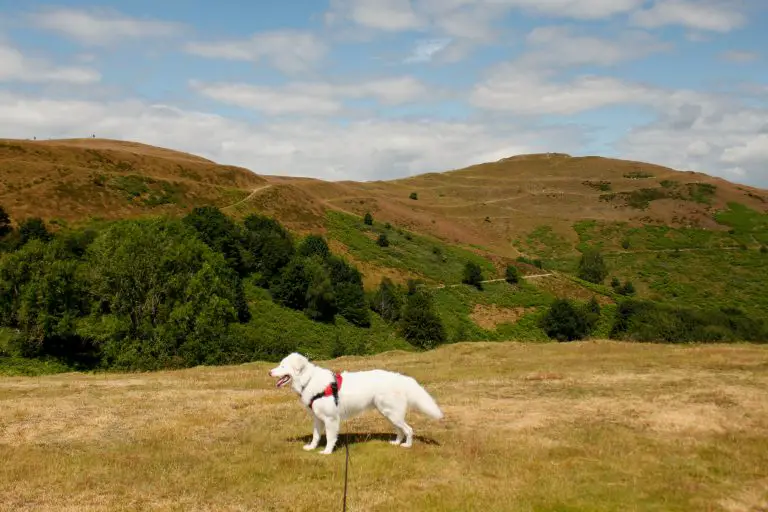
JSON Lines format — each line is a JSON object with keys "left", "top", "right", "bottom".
{"left": 2, "top": 341, "right": 767, "bottom": 511}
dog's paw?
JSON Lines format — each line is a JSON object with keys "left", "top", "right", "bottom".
{"left": 303, "top": 444, "right": 317, "bottom": 451}
{"left": 320, "top": 449, "right": 333, "bottom": 455}
{"left": 400, "top": 442, "right": 412, "bottom": 449}
{"left": 389, "top": 439, "right": 402, "bottom": 446}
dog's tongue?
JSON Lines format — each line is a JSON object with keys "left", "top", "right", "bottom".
{"left": 276, "top": 376, "right": 289, "bottom": 387}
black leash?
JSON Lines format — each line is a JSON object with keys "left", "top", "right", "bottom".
{"left": 342, "top": 438, "right": 349, "bottom": 512}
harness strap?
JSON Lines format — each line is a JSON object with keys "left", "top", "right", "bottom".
{"left": 308, "top": 372, "right": 343, "bottom": 410}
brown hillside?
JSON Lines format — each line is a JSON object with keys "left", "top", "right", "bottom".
{"left": 2, "top": 138, "right": 766, "bottom": 258}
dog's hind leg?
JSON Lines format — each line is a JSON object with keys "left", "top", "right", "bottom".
{"left": 376, "top": 394, "right": 414, "bottom": 448}
{"left": 320, "top": 416, "right": 340, "bottom": 455}
{"left": 304, "top": 416, "right": 323, "bottom": 451}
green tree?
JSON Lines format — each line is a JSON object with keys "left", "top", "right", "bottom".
{"left": 242, "top": 213, "right": 295, "bottom": 284}
{"left": 370, "top": 277, "right": 403, "bottom": 323}
{"left": 81, "top": 218, "right": 244, "bottom": 369}
{"left": 377, "top": 233, "right": 390, "bottom": 247}
{"left": 19, "top": 217, "right": 52, "bottom": 245}
{"left": 183, "top": 206, "right": 248, "bottom": 276}
{"left": 505, "top": 264, "right": 520, "bottom": 284}
{"left": 303, "top": 257, "right": 337, "bottom": 323}
{"left": 409, "top": 192, "right": 418, "bottom": 200}
{"left": 399, "top": 290, "right": 446, "bottom": 349}
{"left": 0, "top": 205, "right": 11, "bottom": 238}
{"left": 327, "top": 255, "right": 370, "bottom": 327}
{"left": 297, "top": 234, "right": 330, "bottom": 260}
{"left": 577, "top": 248, "right": 608, "bottom": 284}
{"left": 364, "top": 212, "right": 373, "bottom": 225}
{"left": 462, "top": 261, "right": 484, "bottom": 290}
{"left": 539, "top": 298, "right": 594, "bottom": 342}
{"left": 0, "top": 239, "right": 90, "bottom": 360}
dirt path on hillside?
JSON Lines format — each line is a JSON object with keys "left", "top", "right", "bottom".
{"left": 426, "top": 274, "right": 553, "bottom": 289}
{"left": 222, "top": 184, "right": 273, "bottom": 211}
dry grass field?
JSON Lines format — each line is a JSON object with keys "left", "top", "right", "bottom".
{"left": 2, "top": 341, "right": 767, "bottom": 512}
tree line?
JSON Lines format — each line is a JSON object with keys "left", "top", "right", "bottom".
{"left": 0, "top": 205, "right": 447, "bottom": 371}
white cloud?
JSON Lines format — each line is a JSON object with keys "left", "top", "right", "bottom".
{"left": 521, "top": 25, "right": 670, "bottom": 68}
{"left": 616, "top": 102, "right": 768, "bottom": 186}
{"left": 31, "top": 7, "right": 185, "bottom": 45}
{"left": 719, "top": 50, "right": 759, "bottom": 62}
{"left": 496, "top": 0, "right": 644, "bottom": 19}
{"left": 0, "top": 90, "right": 585, "bottom": 181}
{"left": 404, "top": 38, "right": 452, "bottom": 63}
{"left": 631, "top": 0, "right": 746, "bottom": 32}
{"left": 0, "top": 44, "right": 100, "bottom": 84}
{"left": 721, "top": 134, "right": 768, "bottom": 166}
{"left": 191, "top": 76, "right": 432, "bottom": 115}
{"left": 185, "top": 30, "right": 327, "bottom": 74}
{"left": 470, "top": 68, "right": 655, "bottom": 115}
{"left": 325, "top": 0, "right": 424, "bottom": 31}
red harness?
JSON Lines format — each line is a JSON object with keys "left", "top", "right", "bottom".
{"left": 308, "top": 372, "right": 343, "bottom": 410}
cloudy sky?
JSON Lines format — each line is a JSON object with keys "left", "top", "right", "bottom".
{"left": 1, "top": 1, "right": 766, "bottom": 186}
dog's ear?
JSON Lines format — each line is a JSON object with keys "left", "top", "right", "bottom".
{"left": 289, "top": 352, "right": 309, "bottom": 372}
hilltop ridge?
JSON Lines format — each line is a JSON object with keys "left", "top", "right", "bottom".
{"left": 2, "top": 137, "right": 764, "bottom": 261}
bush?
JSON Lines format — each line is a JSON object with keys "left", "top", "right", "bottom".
{"left": 364, "top": 212, "right": 373, "bottom": 226}
{"left": 297, "top": 234, "right": 330, "bottom": 260}
{"left": 618, "top": 280, "right": 636, "bottom": 296}
{"left": 409, "top": 192, "right": 418, "bottom": 200}
{"left": 242, "top": 213, "right": 295, "bottom": 284}
{"left": 377, "top": 233, "right": 390, "bottom": 247}
{"left": 81, "top": 218, "right": 247, "bottom": 370}
{"left": 621, "top": 239, "right": 631, "bottom": 250}
{"left": 505, "top": 264, "right": 519, "bottom": 284}
{"left": 0, "top": 205, "right": 10, "bottom": 238}
{"left": 609, "top": 300, "right": 767, "bottom": 343}
{"left": 462, "top": 261, "right": 484, "bottom": 290}
{"left": 610, "top": 277, "right": 621, "bottom": 289}
{"left": 539, "top": 298, "right": 597, "bottom": 342}
{"left": 370, "top": 277, "right": 403, "bottom": 323}
{"left": 19, "top": 218, "right": 52, "bottom": 245}
{"left": 577, "top": 249, "right": 608, "bottom": 284}
{"left": 183, "top": 206, "right": 250, "bottom": 276}
{"left": 399, "top": 290, "right": 446, "bottom": 349}
{"left": 327, "top": 255, "right": 370, "bottom": 327}
{"left": 761, "top": 245, "right": 767, "bottom": 254}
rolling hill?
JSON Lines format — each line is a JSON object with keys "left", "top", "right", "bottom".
{"left": 1, "top": 136, "right": 767, "bottom": 358}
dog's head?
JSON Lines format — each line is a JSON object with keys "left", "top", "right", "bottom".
{"left": 269, "top": 352, "right": 310, "bottom": 388}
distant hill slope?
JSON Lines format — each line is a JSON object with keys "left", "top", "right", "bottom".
{"left": 3, "top": 138, "right": 765, "bottom": 259}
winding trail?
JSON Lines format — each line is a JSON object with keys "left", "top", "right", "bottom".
{"left": 222, "top": 184, "right": 273, "bottom": 211}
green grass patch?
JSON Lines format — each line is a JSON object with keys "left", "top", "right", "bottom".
{"left": 715, "top": 202, "right": 768, "bottom": 246}
{"left": 325, "top": 210, "right": 495, "bottom": 283}
{"left": 521, "top": 225, "right": 573, "bottom": 259}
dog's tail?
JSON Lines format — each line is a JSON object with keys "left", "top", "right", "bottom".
{"left": 405, "top": 378, "right": 444, "bottom": 420}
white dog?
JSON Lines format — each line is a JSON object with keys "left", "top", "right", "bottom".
{"left": 269, "top": 352, "right": 444, "bottom": 455}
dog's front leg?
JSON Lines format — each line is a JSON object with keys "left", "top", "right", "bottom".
{"left": 320, "top": 416, "right": 339, "bottom": 455}
{"left": 304, "top": 416, "right": 323, "bottom": 451}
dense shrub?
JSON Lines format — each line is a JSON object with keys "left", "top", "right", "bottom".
{"left": 609, "top": 300, "right": 767, "bottom": 343}
{"left": 578, "top": 249, "right": 608, "bottom": 284}
{"left": 539, "top": 298, "right": 598, "bottom": 342}
{"left": 19, "top": 218, "right": 52, "bottom": 245}
{"left": 409, "top": 192, "right": 418, "bottom": 200}
{"left": 0, "top": 205, "right": 10, "bottom": 238}
{"left": 297, "top": 234, "right": 330, "bottom": 260}
{"left": 399, "top": 290, "right": 446, "bottom": 349}
{"left": 369, "top": 277, "right": 404, "bottom": 324}
{"left": 364, "top": 212, "right": 373, "bottom": 226}
{"left": 462, "top": 261, "right": 484, "bottom": 290}
{"left": 505, "top": 264, "right": 519, "bottom": 284}
{"left": 242, "top": 213, "right": 295, "bottom": 284}
{"left": 377, "top": 233, "right": 390, "bottom": 247}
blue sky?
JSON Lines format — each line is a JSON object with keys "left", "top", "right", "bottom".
{"left": 0, "top": 0, "right": 766, "bottom": 186}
